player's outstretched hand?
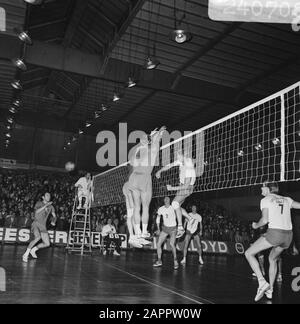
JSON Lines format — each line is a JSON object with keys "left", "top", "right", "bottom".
{"left": 166, "top": 184, "right": 172, "bottom": 191}
{"left": 155, "top": 171, "right": 161, "bottom": 179}
{"left": 252, "top": 222, "right": 258, "bottom": 230}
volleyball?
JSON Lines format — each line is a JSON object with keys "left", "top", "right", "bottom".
{"left": 65, "top": 161, "right": 75, "bottom": 172}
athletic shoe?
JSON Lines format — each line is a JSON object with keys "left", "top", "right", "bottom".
{"left": 176, "top": 226, "right": 185, "bottom": 239}
{"left": 22, "top": 254, "right": 28, "bottom": 263}
{"left": 277, "top": 274, "right": 283, "bottom": 282}
{"left": 254, "top": 281, "right": 270, "bottom": 302}
{"left": 128, "top": 236, "right": 143, "bottom": 248}
{"left": 265, "top": 288, "right": 273, "bottom": 299}
{"left": 153, "top": 260, "right": 162, "bottom": 267}
{"left": 140, "top": 232, "right": 152, "bottom": 240}
{"left": 180, "top": 258, "right": 186, "bottom": 265}
{"left": 102, "top": 250, "right": 107, "bottom": 256}
{"left": 199, "top": 256, "right": 204, "bottom": 265}
{"left": 174, "top": 261, "right": 179, "bottom": 270}
{"left": 137, "top": 237, "right": 152, "bottom": 246}
{"left": 113, "top": 251, "right": 120, "bottom": 256}
{"left": 30, "top": 249, "right": 38, "bottom": 259}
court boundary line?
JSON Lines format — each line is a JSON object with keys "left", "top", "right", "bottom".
{"left": 94, "top": 258, "right": 214, "bottom": 304}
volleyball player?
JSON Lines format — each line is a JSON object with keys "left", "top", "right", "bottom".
{"left": 245, "top": 181, "right": 300, "bottom": 302}
{"left": 122, "top": 181, "right": 144, "bottom": 248}
{"left": 128, "top": 126, "right": 166, "bottom": 239}
{"left": 75, "top": 172, "right": 92, "bottom": 209}
{"left": 22, "top": 192, "right": 56, "bottom": 262}
{"left": 156, "top": 151, "right": 196, "bottom": 238}
{"left": 153, "top": 197, "right": 179, "bottom": 269}
{"left": 181, "top": 205, "right": 204, "bottom": 265}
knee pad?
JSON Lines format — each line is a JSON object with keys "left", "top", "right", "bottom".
{"left": 172, "top": 201, "right": 180, "bottom": 210}
{"left": 127, "top": 208, "right": 133, "bottom": 218}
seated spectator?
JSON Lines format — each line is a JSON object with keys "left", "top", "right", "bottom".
{"left": 5, "top": 212, "right": 18, "bottom": 228}
{"left": 101, "top": 218, "right": 121, "bottom": 256}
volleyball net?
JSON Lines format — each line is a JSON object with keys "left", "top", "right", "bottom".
{"left": 92, "top": 81, "right": 300, "bottom": 207}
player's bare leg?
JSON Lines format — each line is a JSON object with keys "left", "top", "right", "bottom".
{"left": 29, "top": 232, "right": 50, "bottom": 259}
{"left": 124, "top": 190, "right": 143, "bottom": 249}
{"left": 194, "top": 235, "right": 204, "bottom": 264}
{"left": 172, "top": 196, "right": 187, "bottom": 238}
{"left": 169, "top": 230, "right": 179, "bottom": 269}
{"left": 153, "top": 231, "right": 168, "bottom": 267}
{"left": 181, "top": 233, "right": 191, "bottom": 265}
{"left": 140, "top": 183, "right": 152, "bottom": 239}
{"left": 23, "top": 235, "right": 41, "bottom": 262}
{"left": 266, "top": 246, "right": 284, "bottom": 299}
{"left": 245, "top": 237, "right": 273, "bottom": 301}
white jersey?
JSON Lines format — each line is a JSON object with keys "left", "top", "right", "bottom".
{"left": 75, "top": 177, "right": 90, "bottom": 194}
{"left": 157, "top": 205, "right": 177, "bottom": 227}
{"left": 186, "top": 212, "right": 202, "bottom": 234}
{"left": 260, "top": 194, "right": 293, "bottom": 230}
{"left": 175, "top": 158, "right": 196, "bottom": 186}
{"left": 102, "top": 224, "right": 116, "bottom": 237}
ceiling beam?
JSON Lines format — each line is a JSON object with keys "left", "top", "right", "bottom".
{"left": 63, "top": 1, "right": 147, "bottom": 119}
{"left": 100, "top": 0, "right": 147, "bottom": 74}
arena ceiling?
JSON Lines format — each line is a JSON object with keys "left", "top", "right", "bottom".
{"left": 1, "top": 0, "right": 300, "bottom": 139}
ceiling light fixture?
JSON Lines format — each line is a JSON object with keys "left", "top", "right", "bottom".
{"left": 12, "top": 58, "right": 27, "bottom": 71}
{"left": 127, "top": 77, "right": 136, "bottom": 88}
{"left": 145, "top": 56, "right": 160, "bottom": 70}
{"left": 9, "top": 106, "right": 18, "bottom": 114}
{"left": 11, "top": 80, "right": 22, "bottom": 90}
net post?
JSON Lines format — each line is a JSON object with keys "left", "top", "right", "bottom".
{"left": 280, "top": 94, "right": 286, "bottom": 182}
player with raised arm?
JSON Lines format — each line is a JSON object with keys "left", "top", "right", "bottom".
{"left": 245, "top": 181, "right": 300, "bottom": 302}
{"left": 22, "top": 192, "right": 56, "bottom": 262}
{"left": 181, "top": 204, "right": 204, "bottom": 265}
{"left": 75, "top": 172, "right": 92, "bottom": 209}
{"left": 128, "top": 126, "right": 166, "bottom": 239}
{"left": 156, "top": 151, "right": 196, "bottom": 239}
{"left": 153, "top": 197, "right": 179, "bottom": 270}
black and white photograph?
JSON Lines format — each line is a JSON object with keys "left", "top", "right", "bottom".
{"left": 0, "top": 0, "right": 300, "bottom": 310}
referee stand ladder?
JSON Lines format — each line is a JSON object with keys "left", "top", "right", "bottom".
{"left": 66, "top": 187, "right": 93, "bottom": 255}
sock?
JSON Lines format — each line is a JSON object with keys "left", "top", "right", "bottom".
{"left": 258, "top": 276, "right": 266, "bottom": 287}
{"left": 142, "top": 223, "right": 148, "bottom": 234}
{"left": 134, "top": 224, "right": 142, "bottom": 236}
{"left": 24, "top": 248, "right": 31, "bottom": 257}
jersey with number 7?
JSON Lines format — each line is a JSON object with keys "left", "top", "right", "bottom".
{"left": 260, "top": 194, "right": 294, "bottom": 231}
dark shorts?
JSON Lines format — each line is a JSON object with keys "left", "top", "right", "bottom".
{"left": 31, "top": 221, "right": 48, "bottom": 238}
{"left": 264, "top": 228, "right": 293, "bottom": 249}
{"left": 162, "top": 226, "right": 177, "bottom": 237}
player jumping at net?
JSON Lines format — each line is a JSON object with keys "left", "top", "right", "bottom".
{"left": 153, "top": 196, "right": 179, "bottom": 270}
{"left": 128, "top": 126, "right": 166, "bottom": 239}
{"left": 22, "top": 192, "right": 56, "bottom": 262}
{"left": 156, "top": 151, "right": 196, "bottom": 239}
{"left": 181, "top": 204, "right": 204, "bottom": 265}
{"left": 122, "top": 181, "right": 146, "bottom": 248}
{"left": 245, "top": 181, "right": 300, "bottom": 302}
{"left": 75, "top": 172, "right": 92, "bottom": 209}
